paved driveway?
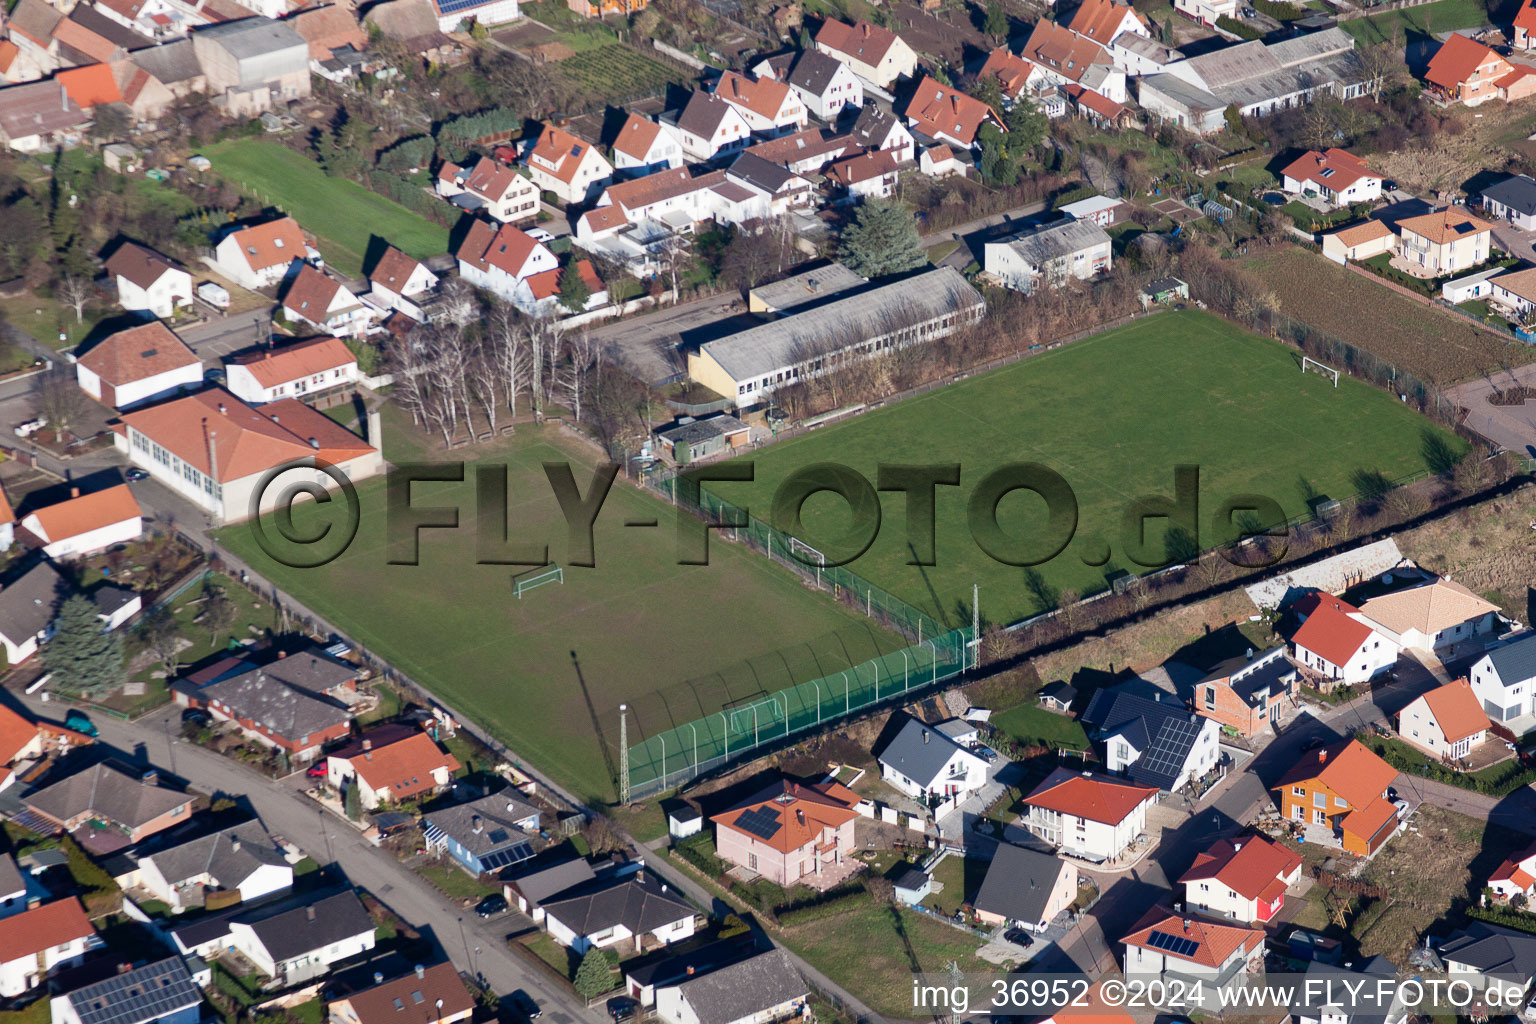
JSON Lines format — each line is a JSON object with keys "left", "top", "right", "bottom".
{"left": 937, "top": 751, "right": 1024, "bottom": 844}
{"left": 1446, "top": 368, "right": 1536, "bottom": 457}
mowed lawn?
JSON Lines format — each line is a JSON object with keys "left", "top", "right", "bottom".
{"left": 1341, "top": 0, "right": 1485, "bottom": 43}
{"left": 216, "top": 425, "right": 893, "bottom": 804}
{"left": 203, "top": 140, "right": 449, "bottom": 277}
{"left": 718, "top": 310, "right": 1466, "bottom": 627}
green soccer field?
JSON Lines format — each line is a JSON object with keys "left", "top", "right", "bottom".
{"left": 216, "top": 425, "right": 898, "bottom": 804}
{"left": 712, "top": 310, "right": 1468, "bottom": 628}
{"left": 203, "top": 140, "right": 450, "bottom": 278}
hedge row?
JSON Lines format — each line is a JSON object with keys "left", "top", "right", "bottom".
{"left": 775, "top": 882, "right": 869, "bottom": 926}
{"left": 1359, "top": 736, "right": 1536, "bottom": 797}
{"left": 1467, "top": 906, "right": 1536, "bottom": 935}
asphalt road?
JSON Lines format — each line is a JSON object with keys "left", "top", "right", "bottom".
{"left": 10, "top": 691, "right": 607, "bottom": 1024}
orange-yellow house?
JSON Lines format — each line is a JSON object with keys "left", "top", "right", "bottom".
{"left": 1273, "top": 739, "right": 1399, "bottom": 856}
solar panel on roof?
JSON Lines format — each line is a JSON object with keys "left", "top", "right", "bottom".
{"left": 1145, "top": 930, "right": 1199, "bottom": 958}
{"left": 487, "top": 829, "right": 510, "bottom": 844}
{"left": 734, "top": 806, "right": 783, "bottom": 840}
{"left": 480, "top": 841, "right": 535, "bottom": 870}
{"left": 434, "top": 0, "right": 487, "bottom": 16}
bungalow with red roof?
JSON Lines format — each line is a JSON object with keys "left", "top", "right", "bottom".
{"left": 611, "top": 111, "right": 685, "bottom": 178}
{"left": 902, "top": 76, "right": 1005, "bottom": 151}
{"left": 225, "top": 336, "right": 359, "bottom": 404}
{"left": 17, "top": 483, "right": 142, "bottom": 559}
{"left": 1273, "top": 739, "right": 1400, "bottom": 855}
{"left": 977, "top": 46, "right": 1035, "bottom": 100}
{"left": 1397, "top": 678, "right": 1491, "bottom": 763}
{"left": 1289, "top": 592, "right": 1399, "bottom": 686}
{"left": 524, "top": 122, "right": 612, "bottom": 204}
{"left": 1179, "top": 833, "right": 1302, "bottom": 923}
{"left": 1120, "top": 906, "right": 1264, "bottom": 988}
{"left": 104, "top": 241, "right": 192, "bottom": 320}
{"left": 325, "top": 724, "right": 460, "bottom": 810}
{"left": 1489, "top": 839, "right": 1536, "bottom": 900}
{"left": 711, "top": 776, "right": 861, "bottom": 888}
{"left": 279, "top": 265, "right": 381, "bottom": 339}
{"left": 1320, "top": 218, "right": 1396, "bottom": 265}
{"left": 1516, "top": 0, "right": 1536, "bottom": 50}
{"left": 919, "top": 144, "right": 968, "bottom": 178}
{"left": 212, "top": 217, "right": 314, "bottom": 290}
{"left": 368, "top": 245, "right": 439, "bottom": 318}
{"left": 0, "top": 898, "right": 97, "bottom": 996}
{"left": 813, "top": 18, "right": 916, "bottom": 88}
{"left": 115, "top": 388, "right": 382, "bottom": 523}
{"left": 74, "top": 321, "right": 201, "bottom": 410}
{"left": 1019, "top": 766, "right": 1158, "bottom": 862}
{"left": 1280, "top": 148, "right": 1383, "bottom": 208}
{"left": 435, "top": 155, "right": 539, "bottom": 224}
{"left": 712, "top": 71, "right": 807, "bottom": 136}
{"left": 1423, "top": 33, "right": 1536, "bottom": 106}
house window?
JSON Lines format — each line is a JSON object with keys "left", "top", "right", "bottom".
{"left": 1313, "top": 791, "right": 1327, "bottom": 808}
{"left": 1314, "top": 809, "right": 1327, "bottom": 824}
{"left": 747, "top": 852, "right": 757, "bottom": 870}
{"left": 1291, "top": 786, "right": 1305, "bottom": 797}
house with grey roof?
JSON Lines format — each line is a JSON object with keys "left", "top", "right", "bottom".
{"left": 503, "top": 856, "right": 596, "bottom": 922}
{"left": 983, "top": 218, "right": 1113, "bottom": 294}
{"left": 1290, "top": 957, "right": 1406, "bottom": 1024}
{"left": 228, "top": 889, "right": 376, "bottom": 983}
{"left": 653, "top": 414, "right": 750, "bottom": 465}
{"left": 753, "top": 49, "right": 863, "bottom": 122}
{"left": 1081, "top": 684, "right": 1221, "bottom": 792}
{"left": 0, "top": 855, "right": 27, "bottom": 919}
{"left": 0, "top": 559, "right": 68, "bottom": 665}
{"left": 669, "top": 91, "right": 751, "bottom": 162}
{"left": 111, "top": 819, "right": 293, "bottom": 911}
{"left": 1140, "top": 28, "right": 1365, "bottom": 133}
{"left": 687, "top": 266, "right": 983, "bottom": 406}
{"left": 1482, "top": 175, "right": 1536, "bottom": 230}
{"left": 746, "top": 263, "right": 866, "bottom": 313}
{"left": 190, "top": 17, "right": 310, "bottom": 116}
{"left": 654, "top": 948, "right": 806, "bottom": 1024}
{"left": 23, "top": 761, "right": 193, "bottom": 851}
{"left": 421, "top": 790, "right": 540, "bottom": 875}
{"left": 49, "top": 956, "right": 201, "bottom": 1024}
{"left": 128, "top": 38, "right": 209, "bottom": 98}
{"left": 1438, "top": 920, "right": 1536, "bottom": 990}
{"left": 1470, "top": 633, "right": 1536, "bottom": 735}
{"left": 542, "top": 872, "right": 698, "bottom": 955}
{"left": 0, "top": 79, "right": 88, "bottom": 154}
{"left": 876, "top": 717, "right": 987, "bottom": 804}
{"left": 973, "top": 843, "right": 1079, "bottom": 931}
{"left": 724, "top": 152, "right": 812, "bottom": 214}
{"left": 173, "top": 653, "right": 356, "bottom": 758}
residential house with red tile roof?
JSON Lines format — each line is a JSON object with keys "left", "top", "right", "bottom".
{"left": 328, "top": 962, "right": 475, "bottom": 1024}
{"left": 754, "top": 48, "right": 862, "bottom": 122}
{"left": 1424, "top": 33, "right": 1536, "bottom": 105}
{"left": 105, "top": 241, "right": 192, "bottom": 320}
{"left": 742, "top": 127, "right": 856, "bottom": 176}
{"left": 1280, "top": 148, "right": 1383, "bottom": 208}
{"left": 278, "top": 264, "right": 380, "bottom": 338}
{"left": 226, "top": 336, "right": 359, "bottom": 404}
{"left": 287, "top": 3, "right": 366, "bottom": 62}
{"left": 1489, "top": 838, "right": 1536, "bottom": 900}
{"left": 712, "top": 776, "right": 860, "bottom": 887}
{"left": 524, "top": 122, "right": 612, "bottom": 204}
{"left": 0, "top": 702, "right": 42, "bottom": 789}
{"left": 1516, "top": 0, "right": 1536, "bottom": 50}
{"left": 1068, "top": 0, "right": 1148, "bottom": 49}
{"left": 1273, "top": 739, "right": 1400, "bottom": 856}
{"left": 813, "top": 18, "right": 916, "bottom": 88}
{"left": 919, "top": 143, "right": 968, "bottom": 178}
{"left": 1178, "top": 833, "right": 1302, "bottom": 923}
{"left": 325, "top": 724, "right": 460, "bottom": 810}
{"left": 17, "top": 484, "right": 142, "bottom": 559}
{"left": 671, "top": 90, "right": 752, "bottom": 162}
{"left": 611, "top": 111, "right": 684, "bottom": 178}
{"left": 213, "top": 217, "right": 312, "bottom": 289}
{"left": 367, "top": 245, "right": 439, "bottom": 317}
{"left": 1397, "top": 678, "right": 1491, "bottom": 762}
{"left": 1018, "top": 19, "right": 1128, "bottom": 104}
{"left": 1019, "top": 766, "right": 1158, "bottom": 862}
{"left": 454, "top": 219, "right": 560, "bottom": 310}
{"left": 1289, "top": 592, "right": 1399, "bottom": 685}
{"left": 712, "top": 71, "right": 807, "bottom": 135}
{"left": 826, "top": 147, "right": 903, "bottom": 199}
{"left": 1120, "top": 906, "right": 1265, "bottom": 987}
{"left": 115, "top": 388, "right": 382, "bottom": 523}
{"left": 54, "top": 62, "right": 121, "bottom": 108}
{"left": 435, "top": 155, "right": 539, "bottom": 223}
{"left": 1320, "top": 217, "right": 1397, "bottom": 264}
{"left": 0, "top": 898, "right": 97, "bottom": 996}
{"left": 74, "top": 320, "right": 201, "bottom": 410}
{"left": 978, "top": 46, "right": 1036, "bottom": 98}
{"left": 1039, "top": 983, "right": 1137, "bottom": 1024}
{"left": 902, "top": 76, "right": 1005, "bottom": 150}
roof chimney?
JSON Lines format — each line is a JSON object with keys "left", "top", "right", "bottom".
{"left": 796, "top": 809, "right": 805, "bottom": 826}
{"left": 309, "top": 437, "right": 320, "bottom": 449}
{"left": 218, "top": 403, "right": 226, "bottom": 415}
{"left": 70, "top": 487, "right": 80, "bottom": 499}
{"left": 922, "top": 729, "right": 929, "bottom": 744}
{"left": 229, "top": 837, "right": 240, "bottom": 852}
{"left": 306, "top": 905, "right": 316, "bottom": 921}
{"left": 1183, "top": 918, "right": 1191, "bottom": 933}
{"left": 415, "top": 965, "right": 424, "bottom": 980}
{"left": 1246, "top": 648, "right": 1254, "bottom": 660}
{"left": 278, "top": 651, "right": 287, "bottom": 659}
{"left": 472, "top": 814, "right": 483, "bottom": 834}
{"left": 141, "top": 769, "right": 158, "bottom": 787}
{"left": 686, "top": 966, "right": 695, "bottom": 976}
{"left": 374, "top": 972, "right": 384, "bottom": 985}
{"left": 1317, "top": 749, "right": 1327, "bottom": 764}
{"left": 505, "top": 801, "right": 517, "bottom": 813}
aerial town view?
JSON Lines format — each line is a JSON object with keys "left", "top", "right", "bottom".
{"left": 4, "top": 0, "right": 1536, "bottom": 1020}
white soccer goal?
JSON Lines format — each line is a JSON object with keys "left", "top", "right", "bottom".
{"left": 1302, "top": 356, "right": 1340, "bottom": 388}
{"left": 726, "top": 695, "right": 783, "bottom": 745}
{"left": 788, "top": 537, "right": 826, "bottom": 585}
{"left": 513, "top": 565, "right": 563, "bottom": 598}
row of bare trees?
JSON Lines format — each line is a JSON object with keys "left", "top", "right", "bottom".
{"left": 387, "top": 287, "right": 653, "bottom": 455}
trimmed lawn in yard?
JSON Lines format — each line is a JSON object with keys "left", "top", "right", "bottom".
{"left": 919, "top": 853, "right": 988, "bottom": 916}
{"left": 203, "top": 140, "right": 450, "bottom": 277}
{"left": 416, "top": 863, "right": 502, "bottom": 903}
{"left": 0, "top": 293, "right": 109, "bottom": 351}
{"left": 1342, "top": 0, "right": 1487, "bottom": 43}
{"left": 990, "top": 704, "right": 1091, "bottom": 751}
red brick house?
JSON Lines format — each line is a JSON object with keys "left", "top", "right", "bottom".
{"left": 1193, "top": 647, "right": 1296, "bottom": 738}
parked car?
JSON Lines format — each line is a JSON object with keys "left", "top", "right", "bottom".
{"left": 510, "top": 990, "right": 541, "bottom": 1019}
{"left": 64, "top": 710, "right": 98, "bottom": 738}
{"left": 475, "top": 893, "right": 508, "bottom": 919}
{"left": 526, "top": 228, "right": 555, "bottom": 243}
{"left": 14, "top": 416, "right": 46, "bottom": 438}
{"left": 307, "top": 762, "right": 328, "bottom": 778}
{"left": 182, "top": 708, "right": 211, "bottom": 727}
{"left": 607, "top": 997, "right": 637, "bottom": 1023}
{"left": 125, "top": 468, "right": 149, "bottom": 481}
{"left": 1003, "top": 928, "right": 1033, "bottom": 948}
